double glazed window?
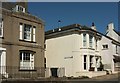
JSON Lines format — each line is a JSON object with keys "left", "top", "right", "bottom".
{"left": 19, "top": 23, "right": 36, "bottom": 42}
{"left": 20, "top": 51, "right": 35, "bottom": 70}
{"left": 0, "top": 18, "right": 3, "bottom": 37}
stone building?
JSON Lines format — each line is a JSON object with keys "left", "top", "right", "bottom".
{"left": 0, "top": 2, "right": 45, "bottom": 78}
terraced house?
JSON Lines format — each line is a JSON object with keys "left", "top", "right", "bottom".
{"left": 0, "top": 2, "right": 45, "bottom": 78}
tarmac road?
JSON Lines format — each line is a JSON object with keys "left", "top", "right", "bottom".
{"left": 1, "top": 73, "right": 120, "bottom": 83}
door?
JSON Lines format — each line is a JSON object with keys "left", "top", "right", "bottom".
{"left": 50, "top": 68, "right": 58, "bottom": 77}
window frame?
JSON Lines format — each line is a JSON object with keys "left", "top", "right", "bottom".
{"left": 102, "top": 44, "right": 108, "bottom": 50}
{"left": 19, "top": 50, "right": 35, "bottom": 70}
{"left": 19, "top": 23, "right": 36, "bottom": 42}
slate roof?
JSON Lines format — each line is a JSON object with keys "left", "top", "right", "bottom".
{"left": 45, "top": 24, "right": 120, "bottom": 45}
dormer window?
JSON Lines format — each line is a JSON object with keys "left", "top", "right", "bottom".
{"left": 16, "top": 5, "right": 25, "bottom": 13}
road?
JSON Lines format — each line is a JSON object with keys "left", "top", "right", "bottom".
{"left": 1, "top": 73, "right": 120, "bottom": 83}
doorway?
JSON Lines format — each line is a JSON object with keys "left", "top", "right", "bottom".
{"left": 50, "top": 68, "right": 58, "bottom": 77}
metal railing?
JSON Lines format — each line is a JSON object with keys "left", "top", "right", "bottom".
{"left": 0, "top": 66, "right": 45, "bottom": 80}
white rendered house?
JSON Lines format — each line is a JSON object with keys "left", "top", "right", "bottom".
{"left": 45, "top": 24, "right": 107, "bottom": 77}
{"left": 99, "top": 23, "right": 120, "bottom": 73}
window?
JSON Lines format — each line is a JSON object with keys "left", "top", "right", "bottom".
{"left": 24, "top": 24, "right": 32, "bottom": 41}
{"left": 102, "top": 44, "right": 108, "bottom": 49}
{"left": 116, "top": 45, "right": 118, "bottom": 54}
{"left": 84, "top": 55, "right": 87, "bottom": 70}
{"left": 90, "top": 56, "right": 93, "bottom": 68}
{"left": 89, "top": 35, "right": 93, "bottom": 48}
{"left": 44, "top": 58, "right": 46, "bottom": 68}
{"left": 20, "top": 51, "right": 35, "bottom": 70}
{"left": 19, "top": 23, "right": 36, "bottom": 42}
{"left": 0, "top": 19, "right": 3, "bottom": 37}
{"left": 83, "top": 34, "right": 87, "bottom": 47}
{"left": 16, "top": 5, "right": 25, "bottom": 13}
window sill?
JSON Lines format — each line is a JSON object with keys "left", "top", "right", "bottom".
{"left": 80, "top": 47, "right": 95, "bottom": 50}
{"left": 0, "top": 37, "right": 4, "bottom": 39}
{"left": 19, "top": 39, "right": 36, "bottom": 43}
{"left": 102, "top": 48, "right": 108, "bottom": 50}
{"left": 88, "top": 48, "right": 95, "bottom": 50}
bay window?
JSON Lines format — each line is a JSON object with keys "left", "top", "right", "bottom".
{"left": 20, "top": 51, "right": 35, "bottom": 70}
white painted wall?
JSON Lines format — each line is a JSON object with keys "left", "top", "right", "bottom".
{"left": 45, "top": 34, "right": 77, "bottom": 77}
{"left": 100, "top": 23, "right": 120, "bottom": 72}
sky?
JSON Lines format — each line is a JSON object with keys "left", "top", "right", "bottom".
{"left": 28, "top": 2, "right": 118, "bottom": 33}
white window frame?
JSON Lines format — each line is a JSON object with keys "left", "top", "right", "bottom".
{"left": 19, "top": 23, "right": 23, "bottom": 40}
{"left": 20, "top": 51, "right": 34, "bottom": 70}
{"left": 33, "top": 26, "right": 36, "bottom": 42}
{"left": 16, "top": 5, "right": 25, "bottom": 13}
{"left": 19, "top": 23, "right": 37, "bottom": 42}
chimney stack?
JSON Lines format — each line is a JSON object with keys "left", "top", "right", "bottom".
{"left": 91, "top": 22, "right": 96, "bottom": 30}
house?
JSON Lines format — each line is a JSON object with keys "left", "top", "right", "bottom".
{"left": 45, "top": 23, "right": 106, "bottom": 78}
{"left": 99, "top": 23, "right": 120, "bottom": 73}
{"left": 0, "top": 2, "right": 45, "bottom": 78}
{"left": 45, "top": 23, "right": 120, "bottom": 78}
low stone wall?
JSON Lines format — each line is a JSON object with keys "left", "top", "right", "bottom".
{"left": 75, "top": 71, "right": 106, "bottom": 78}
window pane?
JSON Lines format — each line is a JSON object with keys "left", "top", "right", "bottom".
{"left": 89, "top": 35, "right": 93, "bottom": 48}
{"left": 83, "top": 34, "right": 86, "bottom": 47}
{"left": 84, "top": 63, "right": 86, "bottom": 70}
{"left": 84, "top": 55, "right": 87, "bottom": 62}
{"left": 24, "top": 24, "right": 31, "bottom": 40}
{"left": 20, "top": 52, "right": 22, "bottom": 60}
